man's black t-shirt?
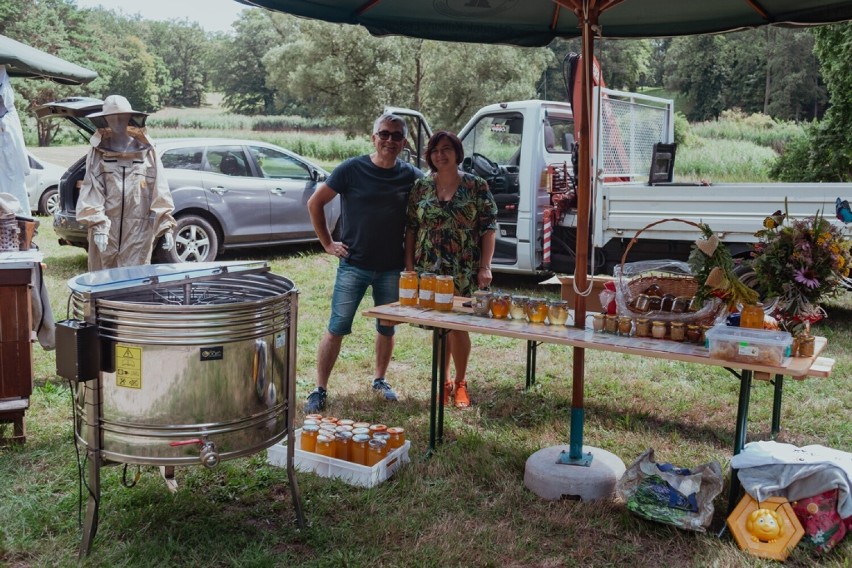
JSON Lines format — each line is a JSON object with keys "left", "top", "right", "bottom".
{"left": 327, "top": 155, "right": 422, "bottom": 271}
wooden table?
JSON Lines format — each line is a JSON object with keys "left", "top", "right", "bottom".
{"left": 363, "top": 298, "right": 835, "bottom": 512}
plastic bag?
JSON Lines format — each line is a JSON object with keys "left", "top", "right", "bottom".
{"left": 613, "top": 259, "right": 725, "bottom": 324}
{"left": 616, "top": 448, "right": 723, "bottom": 532}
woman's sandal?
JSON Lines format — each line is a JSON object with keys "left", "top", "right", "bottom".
{"left": 454, "top": 381, "right": 471, "bottom": 408}
{"left": 443, "top": 381, "right": 454, "bottom": 406}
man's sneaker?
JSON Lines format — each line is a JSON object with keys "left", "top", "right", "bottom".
{"left": 372, "top": 378, "right": 398, "bottom": 401}
{"left": 304, "top": 387, "right": 327, "bottom": 413}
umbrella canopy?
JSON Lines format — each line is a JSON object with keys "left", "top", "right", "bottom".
{"left": 1, "top": 34, "right": 97, "bottom": 85}
{"left": 239, "top": 0, "right": 852, "bottom": 47}
{"left": 238, "top": 0, "right": 852, "bottom": 462}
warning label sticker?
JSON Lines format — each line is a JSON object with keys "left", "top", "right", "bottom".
{"left": 115, "top": 344, "right": 142, "bottom": 389}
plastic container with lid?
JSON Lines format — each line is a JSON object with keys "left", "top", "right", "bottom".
{"left": 705, "top": 325, "right": 792, "bottom": 366}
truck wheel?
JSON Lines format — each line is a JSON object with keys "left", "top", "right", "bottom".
{"left": 158, "top": 215, "right": 219, "bottom": 263}
{"left": 39, "top": 187, "right": 59, "bottom": 216}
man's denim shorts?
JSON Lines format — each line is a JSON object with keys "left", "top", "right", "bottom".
{"left": 327, "top": 259, "right": 399, "bottom": 337}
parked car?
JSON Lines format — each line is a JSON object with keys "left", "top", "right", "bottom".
{"left": 35, "top": 97, "right": 339, "bottom": 262}
{"left": 25, "top": 151, "right": 65, "bottom": 216}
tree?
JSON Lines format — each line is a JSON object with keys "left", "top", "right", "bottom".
{"left": 144, "top": 20, "right": 210, "bottom": 107}
{"left": 213, "top": 10, "right": 284, "bottom": 114}
{"left": 772, "top": 23, "right": 852, "bottom": 181}
{"left": 664, "top": 35, "right": 726, "bottom": 121}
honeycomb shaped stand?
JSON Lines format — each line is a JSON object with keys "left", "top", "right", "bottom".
{"left": 727, "top": 494, "right": 804, "bottom": 561}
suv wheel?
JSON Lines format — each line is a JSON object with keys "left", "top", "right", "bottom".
{"left": 159, "top": 215, "right": 220, "bottom": 263}
{"left": 39, "top": 187, "right": 59, "bottom": 216}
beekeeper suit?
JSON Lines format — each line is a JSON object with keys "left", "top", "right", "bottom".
{"left": 77, "top": 95, "right": 176, "bottom": 271}
{"left": 0, "top": 65, "right": 31, "bottom": 216}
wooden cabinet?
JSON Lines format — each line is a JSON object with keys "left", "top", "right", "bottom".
{"left": 0, "top": 267, "right": 33, "bottom": 443}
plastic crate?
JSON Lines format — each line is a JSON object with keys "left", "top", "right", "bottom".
{"left": 267, "top": 429, "right": 411, "bottom": 488}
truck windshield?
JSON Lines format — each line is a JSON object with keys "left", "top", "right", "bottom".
{"left": 462, "top": 113, "right": 524, "bottom": 166}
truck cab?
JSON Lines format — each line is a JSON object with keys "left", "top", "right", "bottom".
{"left": 393, "top": 100, "right": 577, "bottom": 274}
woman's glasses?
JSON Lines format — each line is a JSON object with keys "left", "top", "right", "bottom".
{"left": 376, "top": 130, "right": 405, "bottom": 141}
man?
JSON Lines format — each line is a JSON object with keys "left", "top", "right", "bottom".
{"left": 305, "top": 112, "right": 423, "bottom": 413}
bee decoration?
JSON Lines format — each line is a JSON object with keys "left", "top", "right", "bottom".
{"left": 763, "top": 210, "right": 785, "bottom": 230}
{"left": 837, "top": 197, "right": 852, "bottom": 223}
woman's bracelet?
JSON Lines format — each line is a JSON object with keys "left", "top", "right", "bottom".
{"left": 479, "top": 266, "right": 491, "bottom": 270}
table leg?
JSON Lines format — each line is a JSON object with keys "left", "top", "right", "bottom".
{"left": 525, "top": 340, "right": 539, "bottom": 389}
{"left": 726, "top": 368, "right": 753, "bottom": 517}
{"left": 428, "top": 328, "right": 449, "bottom": 456}
{"left": 771, "top": 374, "right": 784, "bottom": 438}
{"left": 437, "top": 329, "right": 448, "bottom": 444}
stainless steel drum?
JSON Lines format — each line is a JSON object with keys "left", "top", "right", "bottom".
{"left": 58, "top": 261, "right": 304, "bottom": 555}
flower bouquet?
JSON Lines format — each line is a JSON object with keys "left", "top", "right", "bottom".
{"left": 750, "top": 206, "right": 852, "bottom": 336}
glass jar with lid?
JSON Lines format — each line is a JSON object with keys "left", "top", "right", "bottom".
{"left": 434, "top": 275, "right": 455, "bottom": 311}
{"left": 300, "top": 424, "right": 320, "bottom": 453}
{"left": 509, "top": 295, "right": 528, "bottom": 320}
{"left": 351, "top": 434, "right": 371, "bottom": 465}
{"left": 386, "top": 427, "right": 406, "bottom": 450}
{"left": 399, "top": 271, "right": 418, "bottom": 306}
{"left": 315, "top": 434, "right": 335, "bottom": 457}
{"left": 419, "top": 272, "right": 436, "bottom": 308}
{"left": 651, "top": 320, "right": 667, "bottom": 339}
{"left": 670, "top": 322, "right": 686, "bottom": 342}
{"left": 471, "top": 290, "right": 493, "bottom": 316}
{"left": 740, "top": 303, "right": 765, "bottom": 329}
{"left": 547, "top": 300, "right": 570, "bottom": 325}
{"left": 635, "top": 318, "right": 651, "bottom": 338}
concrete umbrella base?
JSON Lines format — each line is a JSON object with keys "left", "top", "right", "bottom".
{"left": 524, "top": 445, "right": 626, "bottom": 501}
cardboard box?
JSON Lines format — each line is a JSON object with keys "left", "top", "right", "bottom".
{"left": 267, "top": 429, "right": 411, "bottom": 488}
{"left": 557, "top": 274, "right": 615, "bottom": 314}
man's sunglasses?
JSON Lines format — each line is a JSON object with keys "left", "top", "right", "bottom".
{"left": 376, "top": 130, "right": 405, "bottom": 141}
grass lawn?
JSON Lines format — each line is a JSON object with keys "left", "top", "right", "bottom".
{"left": 1, "top": 218, "right": 850, "bottom": 567}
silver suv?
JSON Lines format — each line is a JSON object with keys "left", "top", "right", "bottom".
{"left": 37, "top": 97, "right": 339, "bottom": 262}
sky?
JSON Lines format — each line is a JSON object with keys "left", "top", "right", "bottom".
{"left": 73, "top": 0, "right": 252, "bottom": 33}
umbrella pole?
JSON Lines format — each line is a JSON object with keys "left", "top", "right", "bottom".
{"left": 559, "top": 1, "right": 596, "bottom": 466}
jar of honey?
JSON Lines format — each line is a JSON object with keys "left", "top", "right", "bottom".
{"left": 526, "top": 298, "right": 548, "bottom": 323}
{"left": 490, "top": 293, "right": 511, "bottom": 319}
{"left": 351, "top": 434, "right": 371, "bottom": 465}
{"left": 352, "top": 421, "right": 370, "bottom": 430}
{"left": 305, "top": 414, "right": 323, "bottom": 422}
{"left": 617, "top": 316, "right": 633, "bottom": 336}
{"left": 635, "top": 318, "right": 651, "bottom": 337}
{"left": 686, "top": 324, "right": 701, "bottom": 343}
{"left": 671, "top": 296, "right": 691, "bottom": 314}
{"left": 798, "top": 334, "right": 815, "bottom": 357}
{"left": 368, "top": 424, "right": 387, "bottom": 435}
{"left": 334, "top": 424, "right": 354, "bottom": 433}
{"left": 300, "top": 424, "right": 320, "bottom": 453}
{"left": 670, "top": 322, "right": 686, "bottom": 342}
{"left": 337, "top": 418, "right": 355, "bottom": 427}
{"left": 366, "top": 439, "right": 387, "bottom": 466}
{"left": 509, "top": 295, "right": 528, "bottom": 320}
{"left": 319, "top": 423, "right": 337, "bottom": 435}
{"left": 386, "top": 427, "right": 405, "bottom": 450}
{"left": 419, "top": 272, "right": 436, "bottom": 308}
{"left": 399, "top": 271, "right": 419, "bottom": 306}
{"left": 372, "top": 431, "right": 391, "bottom": 447}
{"left": 434, "top": 275, "right": 455, "bottom": 311}
{"left": 592, "top": 312, "right": 605, "bottom": 332}
{"left": 320, "top": 416, "right": 338, "bottom": 424}
{"left": 352, "top": 427, "right": 370, "bottom": 437}
{"left": 604, "top": 314, "right": 618, "bottom": 334}
{"left": 740, "top": 303, "right": 764, "bottom": 329}
{"left": 315, "top": 434, "right": 335, "bottom": 457}
{"left": 651, "top": 320, "right": 667, "bottom": 339}
{"left": 547, "top": 300, "right": 570, "bottom": 325}
{"left": 335, "top": 431, "right": 353, "bottom": 461}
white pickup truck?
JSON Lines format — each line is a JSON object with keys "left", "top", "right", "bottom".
{"left": 393, "top": 89, "right": 851, "bottom": 276}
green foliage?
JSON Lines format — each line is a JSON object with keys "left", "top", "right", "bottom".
{"left": 664, "top": 35, "right": 726, "bottom": 121}
{"left": 672, "top": 111, "right": 692, "bottom": 147}
{"left": 691, "top": 109, "right": 804, "bottom": 151}
{"left": 772, "top": 23, "right": 852, "bottom": 182}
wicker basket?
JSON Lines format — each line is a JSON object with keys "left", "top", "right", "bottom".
{"left": 615, "top": 218, "right": 725, "bottom": 325}
{"left": 0, "top": 217, "right": 20, "bottom": 252}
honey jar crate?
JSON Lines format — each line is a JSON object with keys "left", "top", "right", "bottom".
{"left": 267, "top": 428, "right": 411, "bottom": 488}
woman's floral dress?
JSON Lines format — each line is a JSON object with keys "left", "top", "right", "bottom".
{"left": 406, "top": 172, "right": 497, "bottom": 297}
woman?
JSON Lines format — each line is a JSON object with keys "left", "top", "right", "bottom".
{"left": 405, "top": 131, "right": 497, "bottom": 408}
